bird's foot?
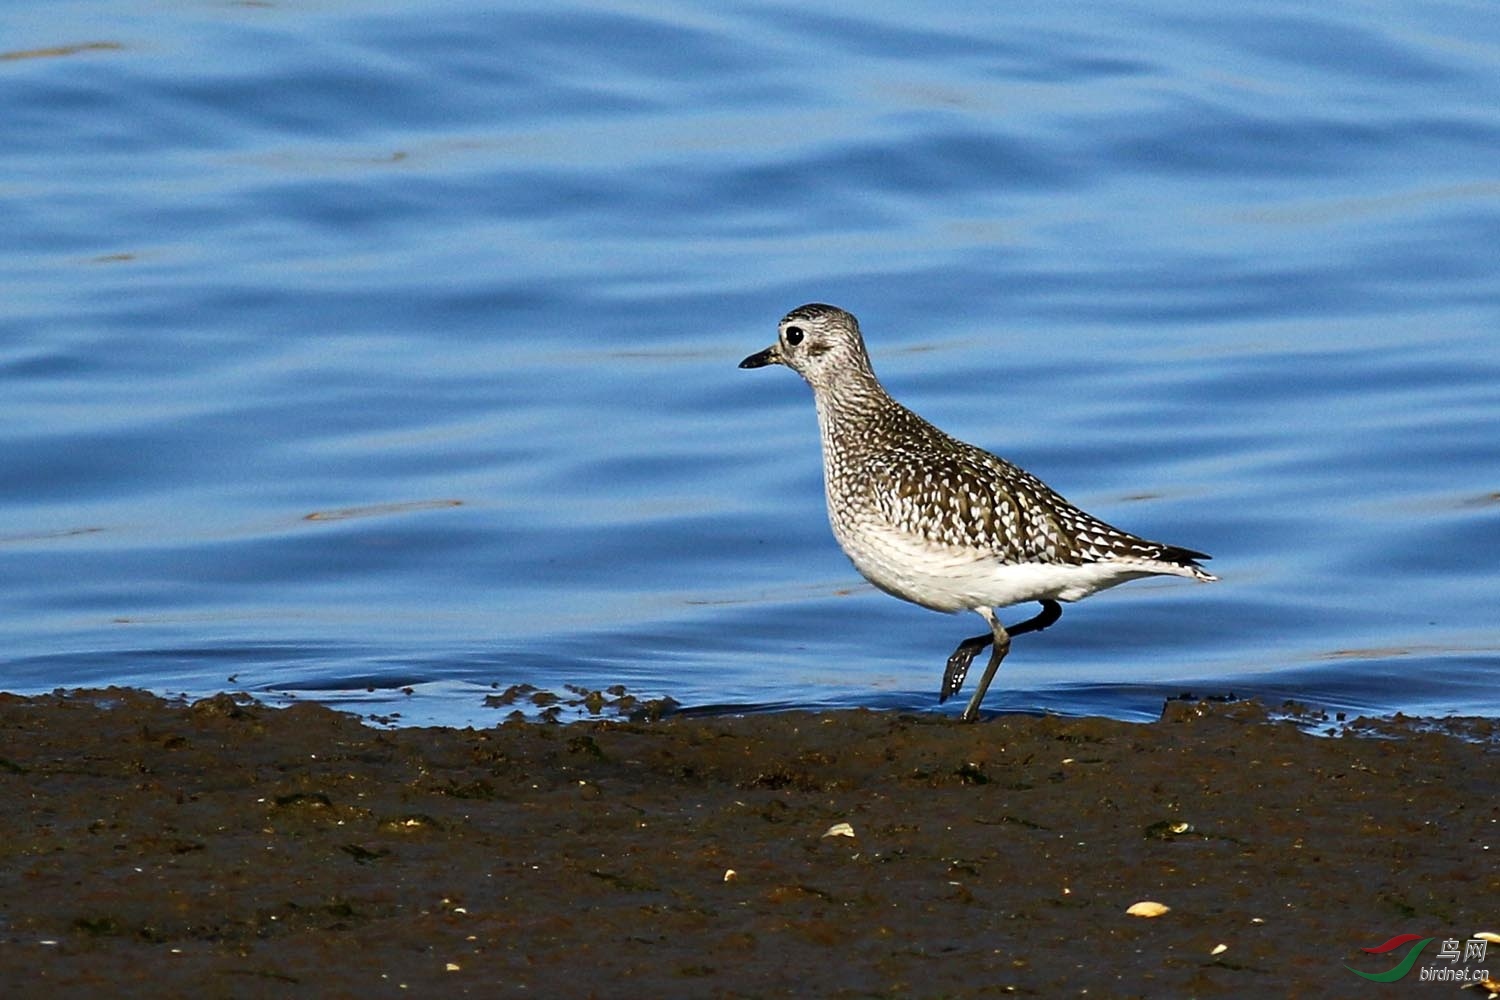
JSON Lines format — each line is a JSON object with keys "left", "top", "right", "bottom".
{"left": 940, "top": 634, "right": 993, "bottom": 702}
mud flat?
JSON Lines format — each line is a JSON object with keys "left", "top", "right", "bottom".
{"left": 0, "top": 688, "right": 1494, "bottom": 997}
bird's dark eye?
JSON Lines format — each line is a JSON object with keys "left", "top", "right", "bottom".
{"left": 785, "top": 326, "right": 804, "bottom": 345}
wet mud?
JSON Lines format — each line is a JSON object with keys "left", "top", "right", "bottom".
{"left": 0, "top": 689, "right": 1494, "bottom": 997}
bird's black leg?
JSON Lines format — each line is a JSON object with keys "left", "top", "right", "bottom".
{"left": 940, "top": 633, "right": 993, "bottom": 702}
{"left": 958, "top": 600, "right": 1063, "bottom": 723}
{"left": 942, "top": 600, "right": 1062, "bottom": 702}
{"left": 1006, "top": 599, "right": 1062, "bottom": 639}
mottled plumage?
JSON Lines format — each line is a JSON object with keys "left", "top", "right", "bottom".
{"left": 740, "top": 303, "right": 1216, "bottom": 721}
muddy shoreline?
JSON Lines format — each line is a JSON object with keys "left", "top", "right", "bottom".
{"left": 0, "top": 688, "right": 1494, "bottom": 997}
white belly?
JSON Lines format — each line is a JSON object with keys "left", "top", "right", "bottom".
{"left": 835, "top": 522, "right": 1159, "bottom": 612}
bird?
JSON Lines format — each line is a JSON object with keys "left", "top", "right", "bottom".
{"left": 739, "top": 303, "right": 1216, "bottom": 722}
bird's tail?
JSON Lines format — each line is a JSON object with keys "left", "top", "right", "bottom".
{"left": 1158, "top": 544, "right": 1218, "bottom": 583}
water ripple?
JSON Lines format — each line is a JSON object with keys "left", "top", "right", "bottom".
{"left": 1, "top": 0, "right": 1497, "bottom": 724}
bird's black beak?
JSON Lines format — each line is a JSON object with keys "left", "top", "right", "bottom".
{"left": 739, "top": 345, "right": 782, "bottom": 369}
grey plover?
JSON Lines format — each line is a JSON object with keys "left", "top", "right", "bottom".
{"left": 740, "top": 303, "right": 1217, "bottom": 722}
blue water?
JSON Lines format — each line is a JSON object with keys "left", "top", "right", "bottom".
{"left": 3, "top": 0, "right": 1497, "bottom": 727}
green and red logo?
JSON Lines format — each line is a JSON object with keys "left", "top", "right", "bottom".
{"left": 1346, "top": 934, "right": 1435, "bottom": 982}
{"left": 1346, "top": 933, "right": 1494, "bottom": 985}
